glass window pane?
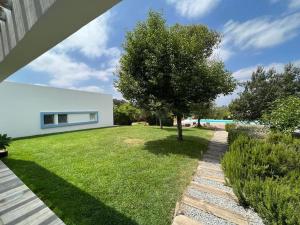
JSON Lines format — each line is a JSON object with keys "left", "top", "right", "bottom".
{"left": 58, "top": 114, "right": 68, "bottom": 124}
{"left": 90, "top": 113, "right": 97, "bottom": 121}
{"left": 44, "top": 114, "right": 54, "bottom": 125}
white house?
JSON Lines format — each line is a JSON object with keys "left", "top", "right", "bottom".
{"left": 0, "top": 81, "right": 113, "bottom": 138}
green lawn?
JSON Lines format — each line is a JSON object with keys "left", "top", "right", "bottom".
{"left": 2, "top": 125, "right": 212, "bottom": 225}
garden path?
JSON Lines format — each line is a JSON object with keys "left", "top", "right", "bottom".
{"left": 172, "top": 130, "right": 264, "bottom": 225}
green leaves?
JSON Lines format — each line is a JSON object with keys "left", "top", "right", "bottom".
{"left": 222, "top": 129, "right": 300, "bottom": 224}
{"left": 229, "top": 64, "right": 300, "bottom": 121}
{"left": 0, "top": 133, "right": 11, "bottom": 149}
{"left": 116, "top": 10, "right": 236, "bottom": 109}
{"left": 115, "top": 11, "right": 235, "bottom": 139}
{"left": 263, "top": 96, "right": 300, "bottom": 133}
{"left": 113, "top": 102, "right": 142, "bottom": 125}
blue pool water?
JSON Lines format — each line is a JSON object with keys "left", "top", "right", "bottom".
{"left": 188, "top": 119, "right": 234, "bottom": 124}
{"left": 200, "top": 119, "right": 234, "bottom": 124}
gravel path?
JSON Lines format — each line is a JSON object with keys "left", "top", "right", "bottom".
{"left": 172, "top": 130, "right": 265, "bottom": 225}
{"left": 182, "top": 204, "right": 235, "bottom": 225}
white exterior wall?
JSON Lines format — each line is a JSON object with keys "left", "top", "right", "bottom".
{"left": 0, "top": 82, "right": 113, "bottom": 138}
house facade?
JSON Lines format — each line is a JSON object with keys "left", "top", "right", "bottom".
{"left": 0, "top": 81, "right": 113, "bottom": 138}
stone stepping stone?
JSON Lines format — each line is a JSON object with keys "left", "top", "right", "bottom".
{"left": 197, "top": 174, "right": 226, "bottom": 184}
{"left": 172, "top": 215, "right": 203, "bottom": 225}
{"left": 189, "top": 182, "right": 238, "bottom": 202}
{"left": 182, "top": 195, "right": 249, "bottom": 225}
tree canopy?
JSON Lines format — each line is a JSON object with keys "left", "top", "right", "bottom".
{"left": 229, "top": 64, "right": 300, "bottom": 121}
{"left": 115, "top": 11, "right": 235, "bottom": 140}
{"left": 263, "top": 96, "right": 300, "bottom": 133}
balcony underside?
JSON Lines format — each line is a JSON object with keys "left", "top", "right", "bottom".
{"left": 0, "top": 0, "right": 120, "bottom": 81}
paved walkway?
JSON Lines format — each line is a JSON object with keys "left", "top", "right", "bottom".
{"left": 172, "top": 130, "right": 264, "bottom": 225}
{"left": 0, "top": 160, "right": 65, "bottom": 225}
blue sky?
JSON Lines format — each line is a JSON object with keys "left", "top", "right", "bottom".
{"left": 7, "top": 0, "right": 300, "bottom": 105}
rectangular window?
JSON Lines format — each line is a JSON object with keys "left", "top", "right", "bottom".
{"left": 89, "top": 113, "right": 97, "bottom": 121}
{"left": 58, "top": 114, "right": 68, "bottom": 124}
{"left": 44, "top": 114, "right": 54, "bottom": 125}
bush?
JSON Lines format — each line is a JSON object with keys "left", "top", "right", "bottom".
{"left": 227, "top": 125, "right": 267, "bottom": 144}
{"left": 263, "top": 96, "right": 300, "bottom": 134}
{"left": 225, "top": 123, "right": 236, "bottom": 132}
{"left": 146, "top": 114, "right": 173, "bottom": 126}
{"left": 0, "top": 134, "right": 11, "bottom": 150}
{"left": 113, "top": 102, "right": 141, "bottom": 125}
{"left": 114, "top": 111, "right": 132, "bottom": 125}
{"left": 222, "top": 129, "right": 300, "bottom": 224}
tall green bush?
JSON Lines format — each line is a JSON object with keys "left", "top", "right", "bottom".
{"left": 0, "top": 134, "right": 11, "bottom": 149}
{"left": 113, "top": 102, "right": 142, "bottom": 125}
{"left": 263, "top": 96, "right": 300, "bottom": 133}
{"left": 222, "top": 129, "right": 300, "bottom": 224}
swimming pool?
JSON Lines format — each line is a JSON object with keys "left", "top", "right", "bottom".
{"left": 182, "top": 119, "right": 234, "bottom": 125}
{"left": 200, "top": 119, "right": 234, "bottom": 124}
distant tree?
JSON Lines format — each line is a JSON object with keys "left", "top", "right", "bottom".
{"left": 113, "top": 99, "right": 127, "bottom": 107}
{"left": 210, "top": 105, "right": 231, "bottom": 119}
{"left": 113, "top": 101, "right": 141, "bottom": 125}
{"left": 115, "top": 11, "right": 235, "bottom": 140}
{"left": 229, "top": 64, "right": 300, "bottom": 121}
{"left": 263, "top": 96, "right": 300, "bottom": 133}
{"left": 191, "top": 102, "right": 213, "bottom": 127}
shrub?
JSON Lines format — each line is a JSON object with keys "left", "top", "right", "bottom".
{"left": 263, "top": 96, "right": 300, "bottom": 134}
{"left": 114, "top": 103, "right": 142, "bottom": 125}
{"left": 225, "top": 123, "right": 236, "bottom": 132}
{"left": 146, "top": 114, "right": 173, "bottom": 126}
{"left": 0, "top": 134, "right": 11, "bottom": 150}
{"left": 114, "top": 111, "right": 132, "bottom": 125}
{"left": 227, "top": 125, "right": 267, "bottom": 144}
{"left": 222, "top": 129, "right": 300, "bottom": 224}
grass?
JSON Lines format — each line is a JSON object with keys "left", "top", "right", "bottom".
{"left": 2, "top": 125, "right": 212, "bottom": 225}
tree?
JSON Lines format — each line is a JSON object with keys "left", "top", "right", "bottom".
{"left": 263, "top": 96, "right": 300, "bottom": 133}
{"left": 210, "top": 105, "right": 231, "bottom": 119}
{"left": 191, "top": 102, "right": 213, "bottom": 127}
{"left": 115, "top": 11, "right": 235, "bottom": 140}
{"left": 113, "top": 101, "right": 141, "bottom": 125}
{"left": 229, "top": 64, "right": 300, "bottom": 121}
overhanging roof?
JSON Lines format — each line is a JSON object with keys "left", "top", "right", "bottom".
{"left": 0, "top": 0, "right": 120, "bottom": 82}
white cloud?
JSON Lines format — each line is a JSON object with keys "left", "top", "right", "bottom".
{"left": 232, "top": 60, "right": 300, "bottom": 81}
{"left": 56, "top": 13, "right": 112, "bottom": 58}
{"left": 166, "top": 0, "right": 221, "bottom": 18}
{"left": 289, "top": 0, "right": 300, "bottom": 9}
{"left": 270, "top": 0, "right": 300, "bottom": 9}
{"left": 112, "top": 86, "right": 123, "bottom": 99}
{"left": 27, "top": 12, "right": 121, "bottom": 90}
{"left": 28, "top": 50, "right": 120, "bottom": 88}
{"left": 223, "top": 13, "right": 300, "bottom": 50}
{"left": 216, "top": 60, "right": 300, "bottom": 105}
{"left": 75, "top": 85, "right": 105, "bottom": 93}
{"left": 210, "top": 43, "right": 233, "bottom": 62}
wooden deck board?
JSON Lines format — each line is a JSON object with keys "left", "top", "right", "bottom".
{"left": 172, "top": 215, "right": 203, "bottom": 225}
{"left": 0, "top": 161, "right": 65, "bottom": 225}
{"left": 182, "top": 195, "right": 249, "bottom": 225}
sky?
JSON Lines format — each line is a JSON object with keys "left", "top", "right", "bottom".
{"left": 7, "top": 0, "right": 300, "bottom": 105}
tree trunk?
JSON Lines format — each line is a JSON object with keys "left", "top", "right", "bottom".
{"left": 176, "top": 115, "right": 183, "bottom": 141}
{"left": 197, "top": 118, "right": 202, "bottom": 127}
{"left": 159, "top": 117, "right": 163, "bottom": 129}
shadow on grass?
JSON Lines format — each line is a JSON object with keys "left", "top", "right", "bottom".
{"left": 151, "top": 127, "right": 194, "bottom": 132}
{"left": 143, "top": 135, "right": 209, "bottom": 159}
{"left": 2, "top": 159, "right": 138, "bottom": 225}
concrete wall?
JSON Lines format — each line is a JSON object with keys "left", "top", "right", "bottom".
{"left": 0, "top": 0, "right": 120, "bottom": 81}
{"left": 0, "top": 81, "right": 113, "bottom": 138}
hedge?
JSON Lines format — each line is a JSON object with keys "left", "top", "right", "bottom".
{"left": 222, "top": 130, "right": 300, "bottom": 225}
